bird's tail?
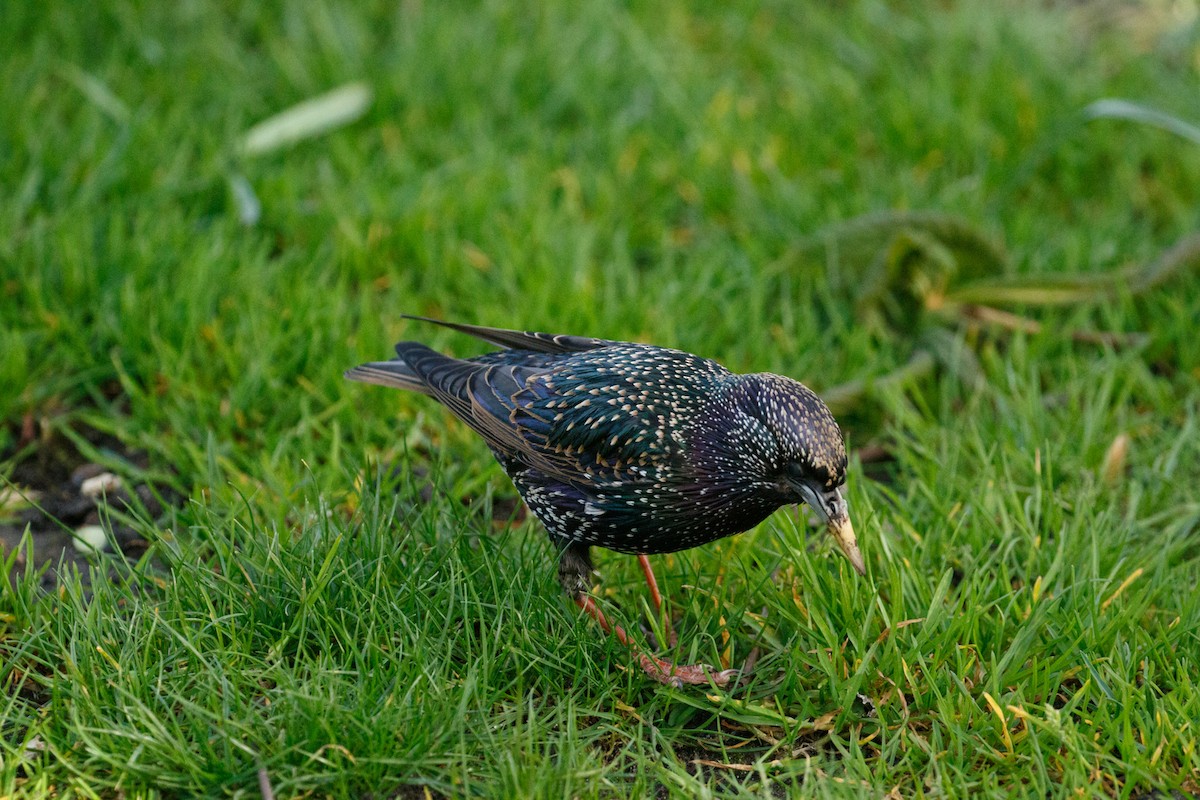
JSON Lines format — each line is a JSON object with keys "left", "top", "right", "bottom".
{"left": 343, "top": 359, "right": 432, "bottom": 395}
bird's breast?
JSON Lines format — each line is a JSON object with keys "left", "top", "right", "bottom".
{"left": 511, "top": 467, "right": 782, "bottom": 556}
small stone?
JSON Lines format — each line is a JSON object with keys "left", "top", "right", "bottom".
{"left": 80, "top": 473, "right": 122, "bottom": 498}
{"left": 73, "top": 524, "right": 110, "bottom": 554}
{"left": 22, "top": 735, "right": 45, "bottom": 760}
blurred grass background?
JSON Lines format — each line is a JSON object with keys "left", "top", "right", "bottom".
{"left": 2, "top": 1, "right": 1199, "bottom": 797}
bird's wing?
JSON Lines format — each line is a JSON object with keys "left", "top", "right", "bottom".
{"left": 402, "top": 315, "right": 618, "bottom": 354}
{"left": 397, "top": 342, "right": 697, "bottom": 484}
{"left": 396, "top": 342, "right": 584, "bottom": 478}
{"left": 501, "top": 348, "right": 731, "bottom": 482}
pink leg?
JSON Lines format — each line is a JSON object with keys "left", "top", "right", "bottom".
{"left": 637, "top": 554, "right": 676, "bottom": 647}
{"left": 574, "top": 594, "right": 736, "bottom": 687}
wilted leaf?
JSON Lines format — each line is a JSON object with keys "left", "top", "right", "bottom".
{"left": 1084, "top": 98, "right": 1200, "bottom": 146}
{"left": 1101, "top": 433, "right": 1130, "bottom": 485}
{"left": 242, "top": 82, "right": 372, "bottom": 156}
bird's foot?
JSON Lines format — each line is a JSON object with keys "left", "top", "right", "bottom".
{"left": 575, "top": 590, "right": 736, "bottom": 688}
{"left": 634, "top": 653, "right": 738, "bottom": 688}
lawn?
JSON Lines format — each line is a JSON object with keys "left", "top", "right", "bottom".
{"left": 2, "top": 1, "right": 1200, "bottom": 797}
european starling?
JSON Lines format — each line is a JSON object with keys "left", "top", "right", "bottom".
{"left": 346, "top": 316, "right": 863, "bottom": 686}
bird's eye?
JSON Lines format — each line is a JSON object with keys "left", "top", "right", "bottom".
{"left": 784, "top": 462, "right": 807, "bottom": 480}
{"left": 784, "top": 460, "right": 835, "bottom": 488}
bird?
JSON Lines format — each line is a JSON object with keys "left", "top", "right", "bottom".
{"left": 346, "top": 316, "right": 864, "bottom": 686}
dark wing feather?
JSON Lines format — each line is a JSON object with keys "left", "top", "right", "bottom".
{"left": 499, "top": 347, "right": 733, "bottom": 482}
{"left": 383, "top": 339, "right": 732, "bottom": 488}
{"left": 395, "top": 342, "right": 576, "bottom": 477}
{"left": 394, "top": 343, "right": 481, "bottom": 420}
{"left": 394, "top": 342, "right": 687, "bottom": 484}
{"left": 343, "top": 360, "right": 430, "bottom": 394}
{"left": 402, "top": 315, "right": 617, "bottom": 354}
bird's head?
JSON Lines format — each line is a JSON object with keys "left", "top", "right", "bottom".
{"left": 733, "top": 374, "right": 865, "bottom": 576}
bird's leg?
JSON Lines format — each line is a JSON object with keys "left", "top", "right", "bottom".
{"left": 558, "top": 540, "right": 596, "bottom": 598}
{"left": 573, "top": 594, "right": 734, "bottom": 687}
{"left": 636, "top": 554, "right": 676, "bottom": 648}
{"left": 574, "top": 594, "right": 679, "bottom": 684}
{"left": 560, "top": 541, "right": 734, "bottom": 687}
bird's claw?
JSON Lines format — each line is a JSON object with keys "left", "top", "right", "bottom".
{"left": 636, "top": 654, "right": 739, "bottom": 687}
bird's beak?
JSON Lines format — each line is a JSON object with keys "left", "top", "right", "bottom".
{"left": 795, "top": 482, "right": 866, "bottom": 577}
{"left": 828, "top": 510, "right": 865, "bottom": 577}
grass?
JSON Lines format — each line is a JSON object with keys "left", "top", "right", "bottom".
{"left": 2, "top": 0, "right": 1200, "bottom": 796}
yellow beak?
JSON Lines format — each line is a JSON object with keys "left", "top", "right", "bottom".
{"left": 829, "top": 512, "right": 865, "bottom": 576}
